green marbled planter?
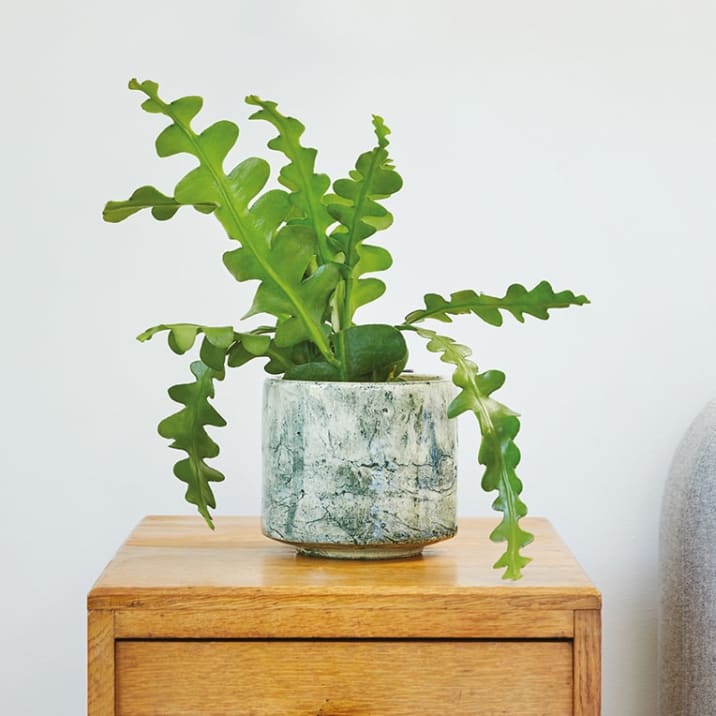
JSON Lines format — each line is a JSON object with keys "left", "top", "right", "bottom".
{"left": 262, "top": 376, "right": 457, "bottom": 559}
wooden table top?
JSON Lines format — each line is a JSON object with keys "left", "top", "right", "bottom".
{"left": 88, "top": 516, "right": 600, "bottom": 611}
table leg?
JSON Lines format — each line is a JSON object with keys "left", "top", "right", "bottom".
{"left": 88, "top": 610, "right": 115, "bottom": 716}
{"left": 574, "top": 609, "right": 602, "bottom": 715}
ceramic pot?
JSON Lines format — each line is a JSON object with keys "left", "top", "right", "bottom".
{"left": 659, "top": 399, "right": 716, "bottom": 714}
{"left": 262, "top": 376, "right": 457, "bottom": 559}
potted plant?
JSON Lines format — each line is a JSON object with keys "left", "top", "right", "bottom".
{"left": 103, "top": 78, "right": 588, "bottom": 579}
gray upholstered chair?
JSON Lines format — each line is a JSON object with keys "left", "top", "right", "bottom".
{"left": 659, "top": 400, "right": 716, "bottom": 715}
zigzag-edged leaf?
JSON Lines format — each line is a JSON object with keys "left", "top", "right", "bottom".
{"left": 104, "top": 79, "right": 338, "bottom": 366}
{"left": 102, "top": 186, "right": 203, "bottom": 222}
{"left": 224, "top": 221, "right": 341, "bottom": 347}
{"left": 404, "top": 325, "right": 533, "bottom": 580}
{"left": 158, "top": 360, "right": 226, "bottom": 528}
{"left": 246, "top": 96, "right": 334, "bottom": 263}
{"left": 138, "top": 322, "right": 294, "bottom": 374}
{"left": 405, "top": 281, "right": 590, "bottom": 326}
{"left": 138, "top": 323, "right": 236, "bottom": 355}
{"left": 325, "top": 115, "right": 403, "bottom": 324}
{"left": 227, "top": 327, "right": 295, "bottom": 375}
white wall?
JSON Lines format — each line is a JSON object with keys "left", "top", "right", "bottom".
{"left": 2, "top": 1, "right": 715, "bottom": 713}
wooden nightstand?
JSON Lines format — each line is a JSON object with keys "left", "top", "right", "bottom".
{"left": 88, "top": 516, "right": 601, "bottom": 715}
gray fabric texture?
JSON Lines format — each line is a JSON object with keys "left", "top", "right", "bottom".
{"left": 659, "top": 399, "right": 716, "bottom": 715}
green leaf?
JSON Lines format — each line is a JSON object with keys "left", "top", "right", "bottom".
{"left": 199, "top": 336, "right": 228, "bottom": 372}
{"left": 284, "top": 361, "right": 341, "bottom": 381}
{"left": 137, "top": 323, "right": 235, "bottom": 355}
{"left": 337, "top": 324, "right": 408, "bottom": 381}
{"left": 202, "top": 326, "right": 237, "bottom": 348}
{"left": 405, "top": 281, "right": 590, "bottom": 326}
{"left": 103, "top": 185, "right": 206, "bottom": 222}
{"left": 158, "top": 360, "right": 227, "bottom": 527}
{"left": 106, "top": 79, "right": 339, "bottom": 367}
{"left": 138, "top": 322, "right": 294, "bottom": 375}
{"left": 372, "top": 114, "right": 391, "bottom": 149}
{"left": 224, "top": 328, "right": 294, "bottom": 375}
{"left": 325, "top": 116, "right": 403, "bottom": 325}
{"left": 224, "top": 222, "right": 341, "bottom": 347}
{"left": 405, "top": 325, "right": 533, "bottom": 580}
{"left": 283, "top": 324, "right": 407, "bottom": 381}
{"left": 239, "top": 331, "right": 271, "bottom": 355}
{"left": 246, "top": 96, "right": 334, "bottom": 263}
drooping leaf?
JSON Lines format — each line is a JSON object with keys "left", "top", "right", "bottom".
{"left": 246, "top": 96, "right": 334, "bottom": 263}
{"left": 404, "top": 325, "right": 533, "bottom": 580}
{"left": 405, "top": 281, "right": 590, "bottom": 326}
{"left": 138, "top": 323, "right": 236, "bottom": 355}
{"left": 199, "top": 336, "right": 229, "bottom": 372}
{"left": 325, "top": 115, "right": 403, "bottom": 325}
{"left": 158, "top": 360, "right": 227, "bottom": 528}
{"left": 226, "top": 328, "right": 294, "bottom": 375}
{"left": 138, "top": 322, "right": 294, "bottom": 375}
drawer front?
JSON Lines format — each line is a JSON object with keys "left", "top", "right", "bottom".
{"left": 116, "top": 640, "right": 572, "bottom": 715}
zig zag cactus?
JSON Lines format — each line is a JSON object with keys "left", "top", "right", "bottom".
{"left": 104, "top": 79, "right": 588, "bottom": 578}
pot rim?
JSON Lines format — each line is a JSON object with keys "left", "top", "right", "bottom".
{"left": 265, "top": 373, "right": 450, "bottom": 387}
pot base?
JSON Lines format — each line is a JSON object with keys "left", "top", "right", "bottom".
{"left": 267, "top": 531, "right": 456, "bottom": 560}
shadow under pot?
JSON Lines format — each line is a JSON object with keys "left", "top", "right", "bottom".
{"left": 262, "top": 375, "right": 457, "bottom": 559}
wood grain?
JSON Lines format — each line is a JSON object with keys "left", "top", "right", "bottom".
{"left": 116, "top": 639, "right": 573, "bottom": 716}
{"left": 88, "top": 516, "right": 600, "bottom": 614}
{"left": 113, "top": 603, "right": 574, "bottom": 639}
{"left": 574, "top": 609, "right": 602, "bottom": 716}
{"left": 87, "top": 610, "right": 114, "bottom": 716}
